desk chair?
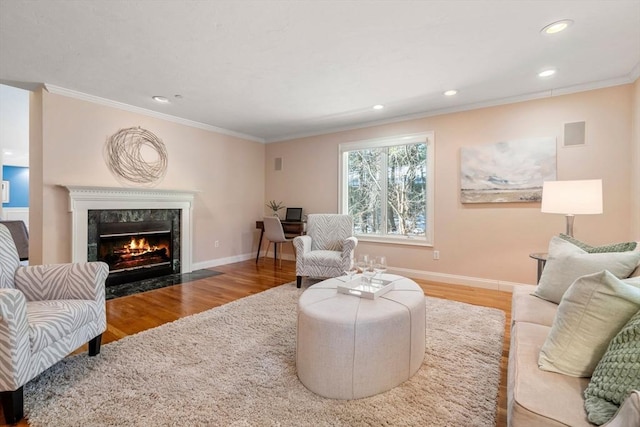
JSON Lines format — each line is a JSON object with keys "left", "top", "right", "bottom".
{"left": 262, "top": 216, "right": 295, "bottom": 268}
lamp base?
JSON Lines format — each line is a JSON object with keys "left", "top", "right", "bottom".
{"left": 565, "top": 214, "right": 575, "bottom": 237}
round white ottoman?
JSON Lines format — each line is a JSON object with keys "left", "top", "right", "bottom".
{"left": 296, "top": 274, "right": 426, "bottom": 400}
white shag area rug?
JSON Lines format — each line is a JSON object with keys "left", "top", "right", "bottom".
{"left": 24, "top": 282, "right": 505, "bottom": 426}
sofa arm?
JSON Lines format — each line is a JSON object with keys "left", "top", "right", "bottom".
{"left": 603, "top": 390, "right": 640, "bottom": 427}
{"left": 0, "top": 289, "right": 32, "bottom": 391}
{"left": 14, "top": 262, "right": 109, "bottom": 303}
{"left": 294, "top": 236, "right": 312, "bottom": 276}
{"left": 293, "top": 235, "right": 312, "bottom": 255}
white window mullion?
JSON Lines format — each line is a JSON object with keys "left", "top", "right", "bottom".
{"left": 380, "top": 147, "right": 388, "bottom": 235}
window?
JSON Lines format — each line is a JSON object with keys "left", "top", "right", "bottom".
{"left": 339, "top": 132, "right": 434, "bottom": 245}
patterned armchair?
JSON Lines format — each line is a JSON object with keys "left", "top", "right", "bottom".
{"left": 293, "top": 214, "right": 358, "bottom": 288}
{"left": 0, "top": 224, "right": 108, "bottom": 424}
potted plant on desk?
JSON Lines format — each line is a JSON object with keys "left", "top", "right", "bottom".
{"left": 266, "top": 200, "right": 285, "bottom": 218}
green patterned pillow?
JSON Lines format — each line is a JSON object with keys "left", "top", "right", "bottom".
{"left": 560, "top": 234, "right": 637, "bottom": 253}
{"left": 584, "top": 308, "right": 640, "bottom": 425}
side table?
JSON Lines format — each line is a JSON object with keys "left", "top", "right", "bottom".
{"left": 529, "top": 252, "right": 548, "bottom": 283}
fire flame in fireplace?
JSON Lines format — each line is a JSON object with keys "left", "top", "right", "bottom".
{"left": 125, "top": 237, "right": 161, "bottom": 255}
{"left": 99, "top": 228, "right": 171, "bottom": 273}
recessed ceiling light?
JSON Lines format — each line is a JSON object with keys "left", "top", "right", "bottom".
{"left": 152, "top": 96, "right": 169, "bottom": 103}
{"left": 541, "top": 19, "right": 574, "bottom": 35}
{"left": 444, "top": 90, "right": 458, "bottom": 96}
{"left": 373, "top": 104, "right": 384, "bottom": 110}
{"left": 538, "top": 69, "right": 556, "bottom": 78}
{"left": 3, "top": 150, "right": 13, "bottom": 155}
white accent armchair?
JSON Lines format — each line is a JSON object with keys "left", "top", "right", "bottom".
{"left": 0, "top": 224, "right": 108, "bottom": 424}
{"left": 293, "top": 214, "right": 357, "bottom": 288}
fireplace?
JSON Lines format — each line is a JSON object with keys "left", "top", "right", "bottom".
{"left": 87, "top": 208, "right": 182, "bottom": 286}
{"left": 98, "top": 220, "right": 173, "bottom": 286}
{"left": 65, "top": 186, "right": 195, "bottom": 280}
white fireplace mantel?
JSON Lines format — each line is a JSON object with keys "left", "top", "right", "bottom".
{"left": 63, "top": 185, "right": 197, "bottom": 273}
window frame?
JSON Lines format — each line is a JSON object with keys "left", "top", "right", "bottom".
{"left": 338, "top": 131, "right": 435, "bottom": 246}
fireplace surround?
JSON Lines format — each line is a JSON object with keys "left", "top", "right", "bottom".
{"left": 65, "top": 186, "right": 196, "bottom": 279}
{"left": 91, "top": 213, "right": 178, "bottom": 286}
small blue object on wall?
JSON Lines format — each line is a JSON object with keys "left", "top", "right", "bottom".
{"left": 2, "top": 166, "right": 29, "bottom": 208}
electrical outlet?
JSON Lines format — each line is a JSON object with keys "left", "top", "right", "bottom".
{"left": 215, "top": 240, "right": 219, "bottom": 248}
{"left": 433, "top": 250, "right": 440, "bottom": 260}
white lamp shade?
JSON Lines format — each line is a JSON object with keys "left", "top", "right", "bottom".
{"left": 541, "top": 179, "right": 603, "bottom": 215}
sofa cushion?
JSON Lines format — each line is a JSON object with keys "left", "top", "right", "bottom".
{"left": 304, "top": 250, "right": 343, "bottom": 268}
{"left": 559, "top": 234, "right": 638, "bottom": 253}
{"left": 534, "top": 237, "right": 640, "bottom": 304}
{"left": 511, "top": 285, "right": 557, "bottom": 327}
{"left": 584, "top": 308, "right": 640, "bottom": 425}
{"left": 538, "top": 273, "right": 640, "bottom": 377}
{"left": 631, "top": 257, "right": 640, "bottom": 278}
{"left": 26, "top": 299, "right": 100, "bottom": 353}
{"left": 509, "top": 321, "right": 592, "bottom": 426}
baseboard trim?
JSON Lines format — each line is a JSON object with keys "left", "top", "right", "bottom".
{"left": 192, "top": 253, "right": 255, "bottom": 270}
{"left": 194, "top": 255, "right": 526, "bottom": 292}
{"left": 389, "top": 267, "right": 524, "bottom": 293}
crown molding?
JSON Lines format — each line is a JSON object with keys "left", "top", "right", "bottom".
{"left": 265, "top": 75, "right": 636, "bottom": 143}
{"left": 549, "top": 75, "right": 634, "bottom": 97}
{"left": 629, "top": 62, "right": 640, "bottom": 82}
{"left": 41, "top": 73, "right": 637, "bottom": 146}
{"left": 44, "top": 84, "right": 265, "bottom": 143}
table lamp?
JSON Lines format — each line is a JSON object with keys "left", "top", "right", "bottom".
{"left": 541, "top": 179, "right": 603, "bottom": 237}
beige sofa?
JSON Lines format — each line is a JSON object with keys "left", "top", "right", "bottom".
{"left": 508, "top": 285, "right": 640, "bottom": 426}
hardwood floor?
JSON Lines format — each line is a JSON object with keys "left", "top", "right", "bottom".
{"left": 2, "top": 259, "right": 512, "bottom": 427}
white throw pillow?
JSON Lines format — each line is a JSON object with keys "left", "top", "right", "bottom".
{"left": 534, "top": 237, "right": 640, "bottom": 304}
{"left": 538, "top": 271, "right": 640, "bottom": 377}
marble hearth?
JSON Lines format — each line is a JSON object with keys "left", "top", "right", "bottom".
{"left": 65, "top": 186, "right": 196, "bottom": 275}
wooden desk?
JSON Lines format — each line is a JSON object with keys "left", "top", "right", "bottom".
{"left": 255, "top": 220, "right": 305, "bottom": 263}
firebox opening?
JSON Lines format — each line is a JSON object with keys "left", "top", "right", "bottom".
{"left": 98, "top": 220, "right": 174, "bottom": 286}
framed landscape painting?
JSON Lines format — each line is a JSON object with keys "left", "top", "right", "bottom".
{"left": 460, "top": 137, "right": 556, "bottom": 203}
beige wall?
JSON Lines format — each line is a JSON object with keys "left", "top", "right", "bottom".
{"left": 33, "top": 90, "right": 265, "bottom": 266}
{"left": 266, "top": 85, "right": 636, "bottom": 286}
{"left": 26, "top": 83, "right": 637, "bottom": 285}
{"left": 28, "top": 88, "right": 44, "bottom": 264}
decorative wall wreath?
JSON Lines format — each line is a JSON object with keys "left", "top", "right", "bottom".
{"left": 104, "top": 127, "right": 168, "bottom": 185}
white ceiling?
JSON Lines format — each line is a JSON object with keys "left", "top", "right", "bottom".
{"left": 0, "top": 0, "right": 639, "bottom": 146}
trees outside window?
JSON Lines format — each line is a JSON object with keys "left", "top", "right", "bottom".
{"left": 339, "top": 132, "right": 434, "bottom": 245}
